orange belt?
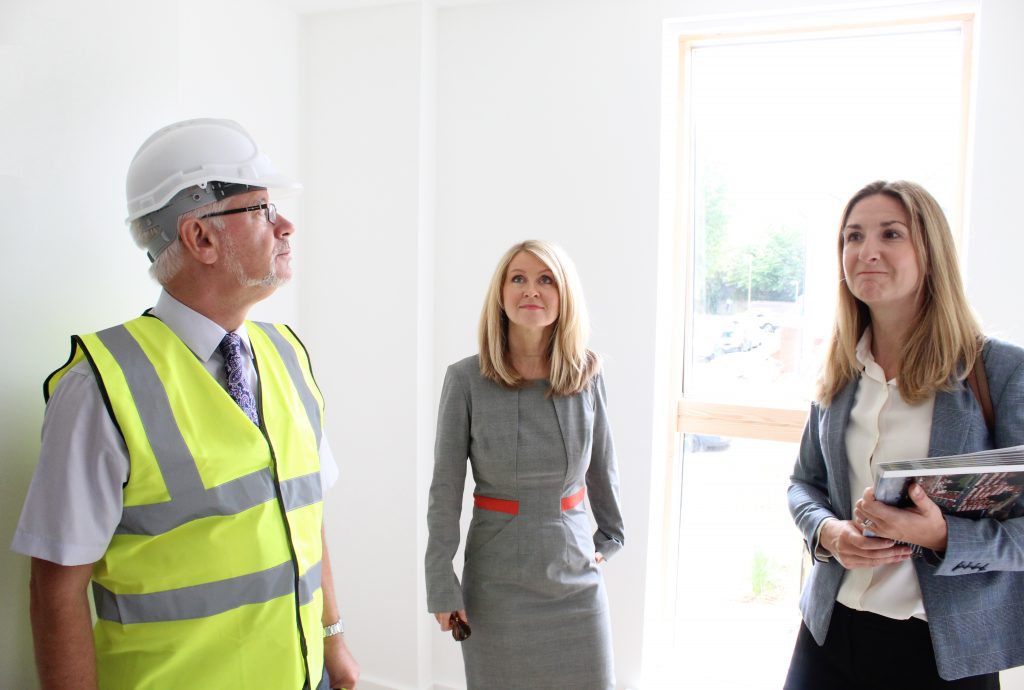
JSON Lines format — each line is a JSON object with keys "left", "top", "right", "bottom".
{"left": 560, "top": 486, "right": 586, "bottom": 511}
{"left": 474, "top": 487, "right": 586, "bottom": 515}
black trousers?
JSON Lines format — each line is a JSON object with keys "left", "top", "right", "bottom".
{"left": 784, "top": 603, "right": 1000, "bottom": 690}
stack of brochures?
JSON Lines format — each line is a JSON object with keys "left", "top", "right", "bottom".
{"left": 874, "top": 444, "right": 1024, "bottom": 521}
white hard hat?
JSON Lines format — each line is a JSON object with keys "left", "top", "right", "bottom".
{"left": 125, "top": 118, "right": 300, "bottom": 260}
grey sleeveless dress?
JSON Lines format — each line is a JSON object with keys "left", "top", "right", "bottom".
{"left": 426, "top": 356, "right": 623, "bottom": 690}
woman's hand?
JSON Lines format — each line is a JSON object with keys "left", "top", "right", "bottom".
{"left": 434, "top": 610, "right": 469, "bottom": 632}
{"left": 819, "top": 516, "right": 913, "bottom": 569}
{"left": 854, "top": 485, "right": 948, "bottom": 553}
{"left": 595, "top": 552, "right": 605, "bottom": 564}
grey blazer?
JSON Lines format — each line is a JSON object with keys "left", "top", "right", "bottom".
{"left": 789, "top": 337, "right": 1024, "bottom": 680}
{"left": 424, "top": 355, "right": 625, "bottom": 613}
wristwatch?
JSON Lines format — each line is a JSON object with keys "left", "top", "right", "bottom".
{"left": 323, "top": 619, "right": 345, "bottom": 637}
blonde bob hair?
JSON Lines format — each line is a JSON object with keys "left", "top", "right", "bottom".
{"left": 479, "top": 240, "right": 600, "bottom": 396}
{"left": 817, "top": 180, "right": 983, "bottom": 406}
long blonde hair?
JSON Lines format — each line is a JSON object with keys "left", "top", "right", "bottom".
{"left": 479, "top": 240, "right": 600, "bottom": 396}
{"left": 817, "top": 180, "right": 983, "bottom": 405}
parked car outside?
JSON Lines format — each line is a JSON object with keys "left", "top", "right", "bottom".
{"left": 750, "top": 312, "right": 779, "bottom": 333}
{"left": 685, "top": 434, "right": 731, "bottom": 452}
{"left": 718, "top": 320, "right": 759, "bottom": 353}
{"left": 694, "top": 326, "right": 722, "bottom": 361}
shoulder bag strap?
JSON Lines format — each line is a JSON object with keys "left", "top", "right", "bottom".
{"left": 966, "top": 350, "right": 995, "bottom": 438}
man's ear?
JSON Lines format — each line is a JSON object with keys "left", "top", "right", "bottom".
{"left": 178, "top": 217, "right": 220, "bottom": 265}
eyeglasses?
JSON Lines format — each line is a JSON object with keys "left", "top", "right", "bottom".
{"left": 198, "top": 203, "right": 277, "bottom": 225}
{"left": 449, "top": 613, "right": 471, "bottom": 642}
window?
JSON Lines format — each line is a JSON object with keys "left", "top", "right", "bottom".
{"left": 651, "top": 10, "right": 974, "bottom": 688}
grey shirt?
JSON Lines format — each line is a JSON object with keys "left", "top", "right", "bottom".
{"left": 11, "top": 290, "right": 338, "bottom": 565}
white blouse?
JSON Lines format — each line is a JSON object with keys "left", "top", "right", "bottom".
{"left": 834, "top": 327, "right": 935, "bottom": 621}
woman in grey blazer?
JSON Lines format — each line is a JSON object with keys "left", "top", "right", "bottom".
{"left": 425, "top": 240, "right": 624, "bottom": 690}
{"left": 786, "top": 180, "right": 1024, "bottom": 688}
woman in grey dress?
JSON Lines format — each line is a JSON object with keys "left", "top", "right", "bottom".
{"left": 425, "top": 240, "right": 624, "bottom": 690}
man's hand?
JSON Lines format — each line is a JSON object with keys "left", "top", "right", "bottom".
{"left": 324, "top": 633, "right": 359, "bottom": 690}
{"left": 320, "top": 530, "right": 359, "bottom": 688}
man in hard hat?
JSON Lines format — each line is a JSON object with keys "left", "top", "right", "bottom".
{"left": 11, "top": 118, "right": 360, "bottom": 690}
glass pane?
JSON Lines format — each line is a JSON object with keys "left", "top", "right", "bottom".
{"left": 684, "top": 27, "right": 966, "bottom": 410}
{"left": 673, "top": 434, "right": 803, "bottom": 689}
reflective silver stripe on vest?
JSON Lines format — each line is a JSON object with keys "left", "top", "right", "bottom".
{"left": 298, "top": 560, "right": 322, "bottom": 604}
{"left": 116, "top": 471, "right": 321, "bottom": 535}
{"left": 94, "top": 560, "right": 323, "bottom": 625}
{"left": 117, "top": 468, "right": 276, "bottom": 535}
{"left": 96, "top": 325, "right": 205, "bottom": 498}
{"left": 96, "top": 324, "right": 322, "bottom": 536}
{"left": 252, "top": 322, "right": 323, "bottom": 447}
{"left": 281, "top": 472, "right": 323, "bottom": 512}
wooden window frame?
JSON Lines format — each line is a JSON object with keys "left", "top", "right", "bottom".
{"left": 671, "top": 13, "right": 974, "bottom": 446}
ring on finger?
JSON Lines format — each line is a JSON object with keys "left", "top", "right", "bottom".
{"left": 861, "top": 518, "right": 873, "bottom": 528}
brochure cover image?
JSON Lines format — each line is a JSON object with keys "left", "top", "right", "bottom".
{"left": 873, "top": 445, "right": 1024, "bottom": 521}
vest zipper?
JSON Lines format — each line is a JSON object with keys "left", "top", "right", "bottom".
{"left": 254, "top": 356, "right": 313, "bottom": 689}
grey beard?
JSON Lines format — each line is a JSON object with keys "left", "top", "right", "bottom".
{"left": 235, "top": 265, "right": 285, "bottom": 289}
{"left": 224, "top": 242, "right": 289, "bottom": 289}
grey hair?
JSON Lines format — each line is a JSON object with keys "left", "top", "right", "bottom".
{"left": 129, "top": 197, "right": 231, "bottom": 286}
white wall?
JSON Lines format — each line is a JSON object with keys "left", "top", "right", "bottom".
{"left": 4, "top": 0, "right": 1024, "bottom": 688}
{"left": 964, "top": 0, "right": 1024, "bottom": 345}
{"left": 300, "top": 4, "right": 436, "bottom": 688}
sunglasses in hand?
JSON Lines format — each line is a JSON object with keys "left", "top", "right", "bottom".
{"left": 450, "top": 613, "right": 471, "bottom": 642}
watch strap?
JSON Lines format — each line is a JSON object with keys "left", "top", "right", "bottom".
{"left": 323, "top": 619, "right": 345, "bottom": 637}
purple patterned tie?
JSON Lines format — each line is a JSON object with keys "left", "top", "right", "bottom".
{"left": 218, "top": 333, "right": 259, "bottom": 425}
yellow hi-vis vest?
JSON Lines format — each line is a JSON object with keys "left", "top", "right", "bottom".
{"left": 45, "top": 315, "right": 329, "bottom": 690}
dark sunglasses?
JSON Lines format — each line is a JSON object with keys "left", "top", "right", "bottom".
{"left": 450, "top": 613, "right": 471, "bottom": 642}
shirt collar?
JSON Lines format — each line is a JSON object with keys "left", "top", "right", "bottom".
{"left": 854, "top": 326, "right": 889, "bottom": 384}
{"left": 150, "top": 290, "right": 252, "bottom": 363}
